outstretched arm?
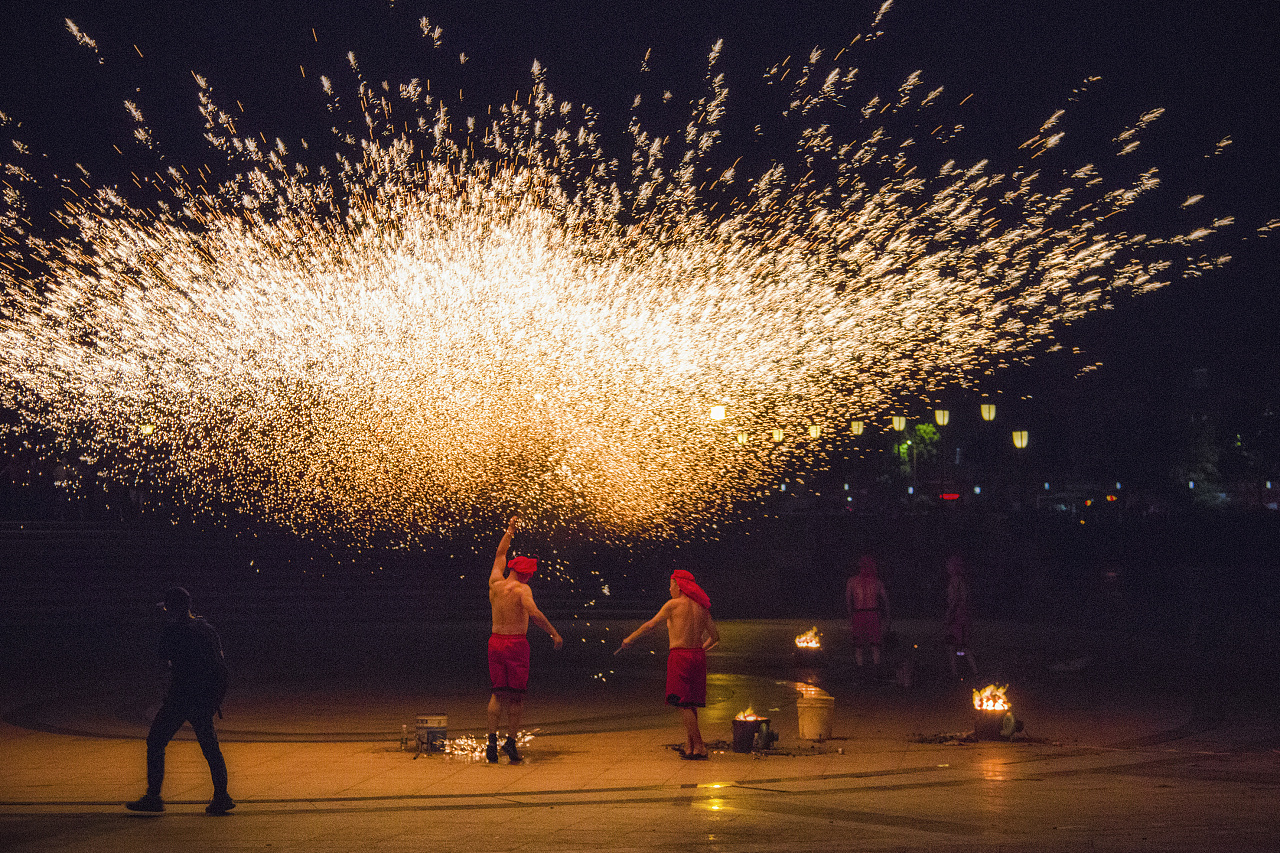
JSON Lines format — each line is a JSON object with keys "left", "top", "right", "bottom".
{"left": 615, "top": 602, "right": 671, "bottom": 654}
{"left": 523, "top": 590, "right": 563, "bottom": 650}
{"left": 490, "top": 515, "right": 518, "bottom": 583}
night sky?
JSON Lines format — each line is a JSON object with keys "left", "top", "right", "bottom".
{"left": 3, "top": 0, "right": 1278, "bottom": 468}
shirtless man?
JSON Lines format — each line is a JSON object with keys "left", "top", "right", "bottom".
{"left": 487, "top": 515, "right": 562, "bottom": 763}
{"left": 616, "top": 569, "right": 720, "bottom": 759}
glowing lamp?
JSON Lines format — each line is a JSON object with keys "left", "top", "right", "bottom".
{"left": 934, "top": 409, "right": 950, "bottom": 426}
{"left": 1012, "top": 430, "right": 1028, "bottom": 449}
{"left": 849, "top": 420, "right": 864, "bottom": 436}
{"left": 139, "top": 424, "right": 155, "bottom": 435}
{"left": 771, "top": 428, "right": 784, "bottom": 443}
{"left": 709, "top": 405, "right": 726, "bottom": 420}
{"left": 940, "top": 492, "right": 960, "bottom": 500}
{"left": 736, "top": 431, "right": 749, "bottom": 445}
{"left": 1106, "top": 494, "right": 1117, "bottom": 502}
{"left": 980, "top": 403, "right": 996, "bottom": 421}
{"left": 891, "top": 416, "right": 907, "bottom": 431}
{"left": 808, "top": 424, "right": 821, "bottom": 439}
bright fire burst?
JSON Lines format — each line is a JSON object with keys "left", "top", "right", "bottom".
{"left": 973, "top": 683, "right": 1010, "bottom": 711}
{"left": 0, "top": 7, "right": 1251, "bottom": 542}
{"left": 795, "top": 626, "right": 822, "bottom": 649}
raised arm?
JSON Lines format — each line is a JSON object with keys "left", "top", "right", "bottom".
{"left": 490, "top": 515, "right": 518, "bottom": 583}
{"left": 615, "top": 601, "right": 672, "bottom": 654}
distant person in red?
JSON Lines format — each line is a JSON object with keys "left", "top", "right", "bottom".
{"left": 487, "top": 515, "right": 562, "bottom": 763}
{"left": 616, "top": 569, "right": 720, "bottom": 759}
{"left": 846, "top": 555, "right": 890, "bottom": 668}
{"left": 126, "top": 586, "right": 234, "bottom": 815}
{"left": 944, "top": 554, "right": 978, "bottom": 678}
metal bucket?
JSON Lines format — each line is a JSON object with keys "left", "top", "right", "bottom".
{"left": 796, "top": 694, "right": 834, "bottom": 741}
{"left": 415, "top": 714, "right": 448, "bottom": 752}
{"left": 731, "top": 718, "right": 768, "bottom": 752}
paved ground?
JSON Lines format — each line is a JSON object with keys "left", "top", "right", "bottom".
{"left": 2, "top": 618, "right": 1279, "bottom": 852}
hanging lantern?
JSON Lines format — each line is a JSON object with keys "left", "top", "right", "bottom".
{"left": 808, "top": 424, "right": 822, "bottom": 439}
{"left": 709, "top": 405, "right": 726, "bottom": 420}
{"left": 771, "top": 428, "right": 785, "bottom": 443}
{"left": 934, "top": 409, "right": 950, "bottom": 426}
{"left": 850, "top": 420, "right": 865, "bottom": 436}
{"left": 980, "top": 403, "right": 996, "bottom": 421}
{"left": 1012, "top": 430, "right": 1028, "bottom": 449}
{"left": 736, "top": 431, "right": 749, "bottom": 445}
{"left": 891, "top": 416, "right": 907, "bottom": 431}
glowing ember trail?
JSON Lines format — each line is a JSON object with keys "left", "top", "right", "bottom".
{"left": 0, "top": 8, "right": 1250, "bottom": 542}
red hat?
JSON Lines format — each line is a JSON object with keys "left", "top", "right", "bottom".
{"left": 671, "top": 569, "right": 710, "bottom": 610}
{"left": 508, "top": 555, "right": 538, "bottom": 580}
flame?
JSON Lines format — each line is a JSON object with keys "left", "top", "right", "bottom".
{"left": 735, "top": 707, "right": 763, "bottom": 721}
{"left": 795, "top": 626, "right": 822, "bottom": 648}
{"left": 972, "top": 683, "right": 1010, "bottom": 711}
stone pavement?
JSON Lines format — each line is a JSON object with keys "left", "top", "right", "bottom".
{"left": 2, "top": 618, "right": 1279, "bottom": 852}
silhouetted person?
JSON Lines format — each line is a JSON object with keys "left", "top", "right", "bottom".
{"left": 846, "top": 555, "right": 889, "bottom": 669}
{"left": 126, "top": 586, "right": 233, "bottom": 815}
{"left": 486, "top": 515, "right": 562, "bottom": 763}
{"left": 617, "top": 569, "right": 720, "bottom": 759}
{"left": 944, "top": 554, "right": 978, "bottom": 678}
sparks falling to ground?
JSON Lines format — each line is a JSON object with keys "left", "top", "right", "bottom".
{"left": 0, "top": 6, "right": 1257, "bottom": 542}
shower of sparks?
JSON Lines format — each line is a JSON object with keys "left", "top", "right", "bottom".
{"left": 0, "top": 11, "right": 1249, "bottom": 543}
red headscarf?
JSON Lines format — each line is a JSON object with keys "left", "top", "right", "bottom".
{"left": 671, "top": 569, "right": 710, "bottom": 610}
{"left": 508, "top": 556, "right": 538, "bottom": 581}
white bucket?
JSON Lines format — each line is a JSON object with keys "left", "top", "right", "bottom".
{"left": 796, "top": 694, "right": 834, "bottom": 741}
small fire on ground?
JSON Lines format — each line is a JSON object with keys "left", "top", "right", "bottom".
{"left": 973, "top": 684, "right": 1010, "bottom": 711}
{"left": 735, "top": 707, "right": 764, "bottom": 721}
{"left": 795, "top": 627, "right": 822, "bottom": 649}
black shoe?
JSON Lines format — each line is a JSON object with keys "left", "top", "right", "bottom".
{"left": 503, "top": 737, "right": 522, "bottom": 763}
{"left": 206, "top": 794, "right": 236, "bottom": 815}
{"left": 126, "top": 794, "right": 164, "bottom": 812}
{"left": 486, "top": 736, "right": 499, "bottom": 763}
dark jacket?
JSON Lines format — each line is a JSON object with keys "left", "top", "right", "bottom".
{"left": 160, "top": 616, "right": 228, "bottom": 708}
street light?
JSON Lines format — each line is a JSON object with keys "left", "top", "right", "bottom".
{"left": 934, "top": 409, "right": 950, "bottom": 426}
{"left": 808, "top": 424, "right": 822, "bottom": 439}
{"left": 849, "top": 420, "right": 865, "bottom": 436}
{"left": 771, "top": 428, "right": 785, "bottom": 443}
{"left": 736, "top": 431, "right": 749, "bottom": 445}
{"left": 891, "top": 416, "right": 907, "bottom": 431}
{"left": 1012, "top": 430, "right": 1028, "bottom": 449}
{"left": 980, "top": 403, "right": 996, "bottom": 422}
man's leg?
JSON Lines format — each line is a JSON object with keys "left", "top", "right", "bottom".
{"left": 189, "top": 710, "right": 234, "bottom": 813}
{"left": 679, "top": 707, "right": 706, "bottom": 756}
{"left": 486, "top": 693, "right": 503, "bottom": 762}
{"left": 128, "top": 703, "right": 185, "bottom": 810}
{"left": 502, "top": 696, "right": 524, "bottom": 762}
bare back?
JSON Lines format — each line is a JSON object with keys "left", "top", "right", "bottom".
{"left": 490, "top": 577, "right": 534, "bottom": 635}
{"left": 660, "top": 595, "right": 716, "bottom": 650}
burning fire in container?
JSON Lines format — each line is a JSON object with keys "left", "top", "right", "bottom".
{"left": 972, "top": 683, "right": 1010, "bottom": 712}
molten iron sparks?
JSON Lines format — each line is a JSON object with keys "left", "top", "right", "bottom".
{"left": 0, "top": 10, "right": 1249, "bottom": 543}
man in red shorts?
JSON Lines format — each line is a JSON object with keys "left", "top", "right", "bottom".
{"left": 487, "top": 515, "right": 562, "bottom": 763}
{"left": 616, "top": 569, "right": 720, "bottom": 759}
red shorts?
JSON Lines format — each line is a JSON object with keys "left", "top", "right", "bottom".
{"left": 488, "top": 634, "right": 530, "bottom": 694}
{"left": 665, "top": 647, "right": 707, "bottom": 708}
{"left": 850, "top": 610, "right": 883, "bottom": 645}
